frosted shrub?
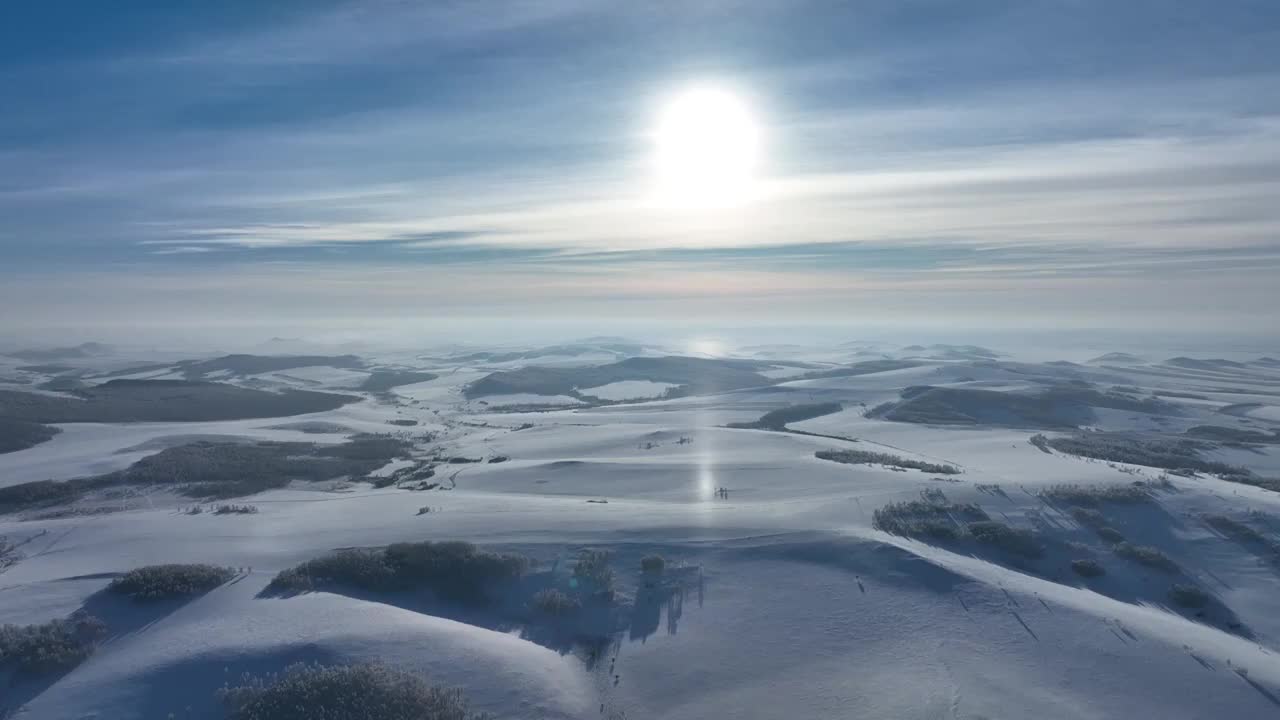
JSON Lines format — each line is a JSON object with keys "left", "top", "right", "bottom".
{"left": 220, "top": 662, "right": 491, "bottom": 720}
{"left": 109, "top": 563, "right": 235, "bottom": 600}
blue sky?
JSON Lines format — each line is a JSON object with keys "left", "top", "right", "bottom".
{"left": 3, "top": 1, "right": 1279, "bottom": 341}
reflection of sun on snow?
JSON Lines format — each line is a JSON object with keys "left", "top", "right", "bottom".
{"left": 697, "top": 458, "right": 716, "bottom": 502}
{"left": 688, "top": 339, "right": 725, "bottom": 357}
{"left": 684, "top": 334, "right": 725, "bottom": 504}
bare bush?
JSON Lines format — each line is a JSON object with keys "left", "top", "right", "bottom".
{"left": 267, "top": 549, "right": 396, "bottom": 594}
{"left": 816, "top": 449, "right": 960, "bottom": 475}
{"left": 385, "top": 541, "right": 527, "bottom": 602}
{"left": 531, "top": 588, "right": 580, "bottom": 616}
{"left": 967, "top": 521, "right": 1043, "bottom": 558}
{"left": 1071, "top": 558, "right": 1105, "bottom": 577}
{"left": 872, "top": 500, "right": 988, "bottom": 538}
{"left": 0, "top": 612, "right": 106, "bottom": 674}
{"left": 267, "top": 542, "right": 527, "bottom": 604}
{"left": 1041, "top": 483, "right": 1151, "bottom": 507}
{"left": 108, "top": 563, "right": 236, "bottom": 600}
{"left": 1114, "top": 542, "right": 1178, "bottom": 572}
{"left": 1168, "top": 584, "right": 1210, "bottom": 608}
{"left": 1203, "top": 514, "right": 1266, "bottom": 543}
{"left": 1069, "top": 506, "right": 1106, "bottom": 527}
{"left": 0, "top": 536, "right": 19, "bottom": 572}
{"left": 1096, "top": 526, "right": 1125, "bottom": 543}
{"left": 220, "top": 662, "right": 490, "bottom": 720}
{"left": 572, "top": 549, "right": 614, "bottom": 593}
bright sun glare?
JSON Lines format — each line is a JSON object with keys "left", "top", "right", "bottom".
{"left": 653, "top": 87, "right": 761, "bottom": 208}
{"left": 688, "top": 338, "right": 725, "bottom": 357}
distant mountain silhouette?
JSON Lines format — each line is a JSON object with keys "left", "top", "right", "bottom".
{"left": 177, "top": 354, "right": 365, "bottom": 378}
{"left": 1087, "top": 352, "right": 1145, "bottom": 364}
{"left": 5, "top": 342, "right": 113, "bottom": 361}
{"left": 1164, "top": 357, "right": 1248, "bottom": 371}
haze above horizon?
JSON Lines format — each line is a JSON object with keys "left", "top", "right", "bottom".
{"left": 3, "top": 1, "right": 1279, "bottom": 340}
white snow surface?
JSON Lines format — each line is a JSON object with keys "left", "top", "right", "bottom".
{"left": 3, "top": 347, "right": 1280, "bottom": 718}
{"left": 475, "top": 393, "right": 584, "bottom": 407}
{"left": 1244, "top": 404, "right": 1280, "bottom": 422}
{"left": 576, "top": 380, "right": 679, "bottom": 400}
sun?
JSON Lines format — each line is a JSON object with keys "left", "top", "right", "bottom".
{"left": 687, "top": 338, "right": 726, "bottom": 357}
{"left": 652, "top": 86, "right": 761, "bottom": 208}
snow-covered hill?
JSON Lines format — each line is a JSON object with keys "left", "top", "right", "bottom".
{"left": 3, "top": 343, "right": 1280, "bottom": 718}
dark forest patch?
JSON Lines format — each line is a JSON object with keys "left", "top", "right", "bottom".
{"left": 465, "top": 356, "right": 771, "bottom": 399}
{"left": 0, "top": 380, "right": 358, "bottom": 427}
{"left": 0, "top": 418, "right": 60, "bottom": 454}
{"left": 0, "top": 435, "right": 413, "bottom": 512}
{"left": 870, "top": 385, "right": 1179, "bottom": 430}
{"left": 728, "top": 402, "right": 843, "bottom": 430}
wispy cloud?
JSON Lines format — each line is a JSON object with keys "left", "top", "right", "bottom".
{"left": 154, "top": 0, "right": 599, "bottom": 68}
{"left": 120, "top": 115, "right": 1280, "bottom": 262}
{"left": 3, "top": 0, "right": 1280, "bottom": 334}
{"left": 148, "top": 245, "right": 217, "bottom": 255}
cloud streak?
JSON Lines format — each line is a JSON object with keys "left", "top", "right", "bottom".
{"left": 2, "top": 0, "right": 1279, "bottom": 335}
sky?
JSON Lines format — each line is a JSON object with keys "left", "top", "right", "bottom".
{"left": 3, "top": 1, "right": 1279, "bottom": 344}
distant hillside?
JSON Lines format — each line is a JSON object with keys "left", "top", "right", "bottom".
{"left": 1184, "top": 425, "right": 1280, "bottom": 443}
{"left": 444, "top": 342, "right": 650, "bottom": 364}
{"left": 15, "top": 363, "right": 77, "bottom": 374}
{"left": 177, "top": 354, "right": 365, "bottom": 378}
{"left": 0, "top": 379, "right": 354, "bottom": 453}
{"left": 727, "top": 402, "right": 843, "bottom": 430}
{"left": 1164, "top": 357, "right": 1249, "bottom": 372}
{"left": 464, "top": 356, "right": 771, "bottom": 399}
{"left": 1088, "top": 352, "right": 1145, "bottom": 365}
{"left": 0, "top": 418, "right": 61, "bottom": 454}
{"left": 900, "top": 344, "right": 999, "bottom": 360}
{"left": 97, "top": 362, "right": 175, "bottom": 378}
{"left": 800, "top": 360, "right": 922, "bottom": 379}
{"left": 359, "top": 370, "right": 438, "bottom": 392}
{"left": 0, "top": 435, "right": 411, "bottom": 511}
{"left": 1042, "top": 431, "right": 1257, "bottom": 479}
{"left": 0, "top": 379, "right": 359, "bottom": 426}
{"left": 870, "top": 384, "right": 1179, "bottom": 430}
{"left": 5, "top": 342, "right": 112, "bottom": 361}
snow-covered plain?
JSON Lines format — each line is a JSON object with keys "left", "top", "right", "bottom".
{"left": 576, "top": 380, "right": 679, "bottom": 401}
{"left": 3, "top": 345, "right": 1280, "bottom": 718}
{"left": 478, "top": 393, "right": 584, "bottom": 407}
